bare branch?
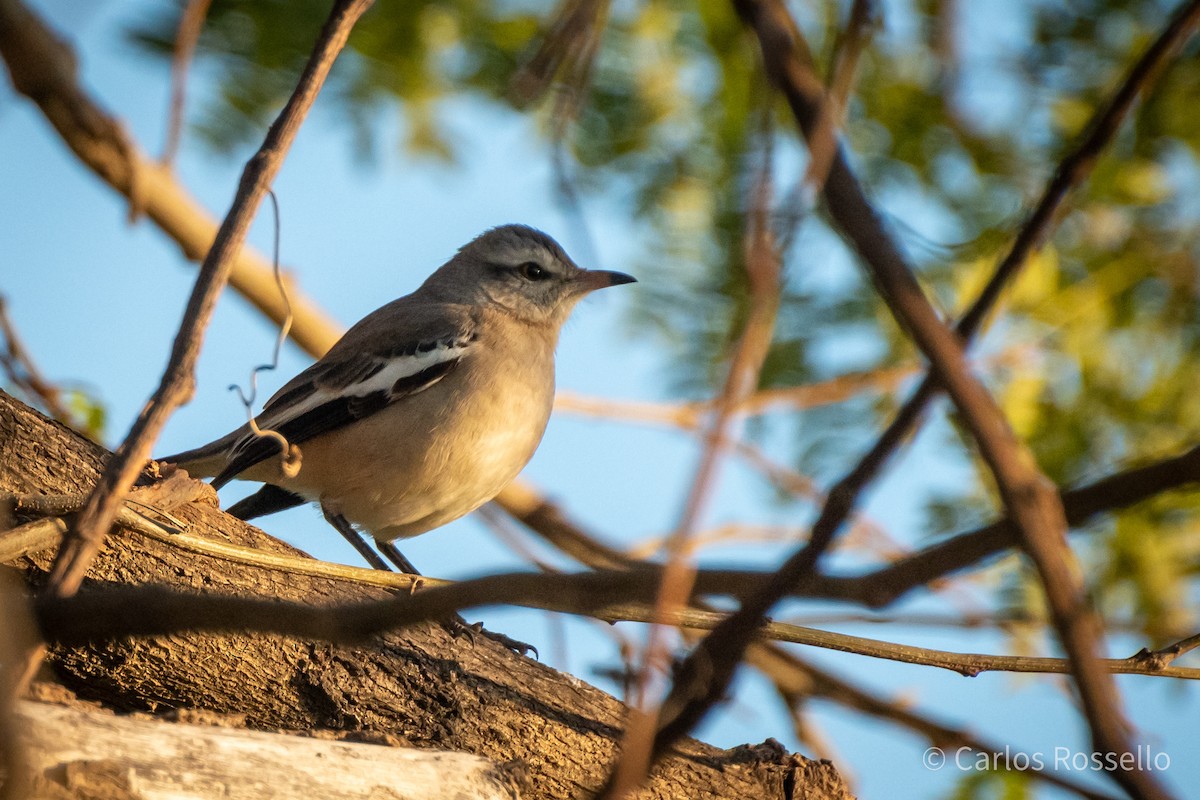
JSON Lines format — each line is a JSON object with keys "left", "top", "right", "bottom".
{"left": 0, "top": 296, "right": 82, "bottom": 435}
{"left": 629, "top": 3, "right": 1200, "bottom": 796}
{"left": 43, "top": 0, "right": 375, "bottom": 599}
{"left": 802, "top": 0, "right": 876, "bottom": 196}
{"left": 495, "top": 453, "right": 1137, "bottom": 800}
{"left": 161, "top": 0, "right": 213, "bottom": 169}
{"left": 0, "top": 0, "right": 343, "bottom": 357}
{"left": 816, "top": 443, "right": 1200, "bottom": 607}
{"left": 29, "top": 575, "right": 1200, "bottom": 682}
{"left": 554, "top": 364, "right": 915, "bottom": 428}
{"left": 776, "top": 649, "right": 1121, "bottom": 800}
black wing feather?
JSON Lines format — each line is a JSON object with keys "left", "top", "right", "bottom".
{"left": 210, "top": 357, "right": 460, "bottom": 488}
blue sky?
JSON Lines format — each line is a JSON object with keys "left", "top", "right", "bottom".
{"left": 2, "top": 2, "right": 1196, "bottom": 798}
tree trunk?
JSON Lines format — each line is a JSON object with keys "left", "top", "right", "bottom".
{"left": 0, "top": 391, "right": 852, "bottom": 800}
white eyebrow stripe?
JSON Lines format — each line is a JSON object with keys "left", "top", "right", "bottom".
{"left": 251, "top": 338, "right": 476, "bottom": 436}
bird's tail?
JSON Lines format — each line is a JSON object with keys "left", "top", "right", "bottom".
{"left": 157, "top": 427, "right": 247, "bottom": 479}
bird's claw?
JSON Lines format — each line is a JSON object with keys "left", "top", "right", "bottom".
{"left": 445, "top": 618, "right": 538, "bottom": 659}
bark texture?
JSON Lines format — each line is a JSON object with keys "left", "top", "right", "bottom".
{"left": 0, "top": 391, "right": 852, "bottom": 800}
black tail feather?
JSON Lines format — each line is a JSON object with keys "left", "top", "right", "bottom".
{"left": 226, "top": 484, "right": 307, "bottom": 521}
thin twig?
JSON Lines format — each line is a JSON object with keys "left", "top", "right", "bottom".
{"left": 772, "top": 648, "right": 1121, "bottom": 800}
{"left": 160, "top": 0, "right": 213, "bottom": 169}
{"left": 782, "top": 610, "right": 1158, "bottom": 635}
{"left": 555, "top": 345, "right": 1034, "bottom": 427}
{"left": 553, "top": 364, "right": 915, "bottom": 427}
{"left": 511, "top": 0, "right": 610, "bottom": 109}
{"left": 44, "top": 0, "right": 375, "bottom": 600}
{"left": 632, "top": 4, "right": 1200, "bottom": 797}
{"left": 815, "top": 443, "right": 1200, "bottom": 607}
{"left": 609, "top": 137, "right": 785, "bottom": 796}
{"left": 29, "top": 575, "right": 1200, "bottom": 682}
{"left": 515, "top": 0, "right": 612, "bottom": 271}
{"left": 0, "top": 296, "right": 80, "bottom": 433}
{"left": 0, "top": 0, "right": 344, "bottom": 357}
{"left": 228, "top": 191, "right": 302, "bottom": 479}
{"left": 0, "top": 504, "right": 427, "bottom": 593}
{"left": 801, "top": 0, "right": 876, "bottom": 199}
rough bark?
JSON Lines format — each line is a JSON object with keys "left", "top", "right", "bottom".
{"left": 0, "top": 391, "right": 852, "bottom": 800}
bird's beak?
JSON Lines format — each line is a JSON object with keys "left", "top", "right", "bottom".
{"left": 574, "top": 269, "right": 637, "bottom": 293}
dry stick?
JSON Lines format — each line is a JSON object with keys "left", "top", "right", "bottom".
{"left": 609, "top": 160, "right": 783, "bottom": 796}
{"left": 510, "top": 0, "right": 611, "bottom": 105}
{"left": 161, "top": 0, "right": 214, "bottom": 169}
{"left": 801, "top": 0, "right": 874, "bottom": 199}
{"left": 498, "top": 441, "right": 1200, "bottom": 612}
{"left": 0, "top": 296, "right": 77, "bottom": 431}
{"left": 28, "top": 573, "right": 1200, "bottom": 680}
{"left": 43, "top": 0, "right": 375, "bottom": 599}
{"left": 557, "top": 345, "right": 1029, "bottom": 429}
{"left": 0, "top": 0, "right": 343, "bottom": 358}
{"left": 776, "top": 658, "right": 1121, "bottom": 800}
{"left": 736, "top": 6, "right": 1197, "bottom": 798}
{"left": 786, "top": 0, "right": 1200, "bottom": 598}
{"left": 496, "top": 495, "right": 1127, "bottom": 800}
{"left": 786, "top": 611, "right": 1161, "bottom": 635}
{"left": 816, "top": 444, "right": 1200, "bottom": 607}
{"left": 555, "top": 363, "right": 916, "bottom": 427}
{"left": 629, "top": 3, "right": 1200, "bottom": 798}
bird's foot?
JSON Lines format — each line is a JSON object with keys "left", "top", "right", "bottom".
{"left": 445, "top": 617, "right": 538, "bottom": 659}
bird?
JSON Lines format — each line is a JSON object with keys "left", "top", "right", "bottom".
{"left": 161, "top": 224, "right": 635, "bottom": 571}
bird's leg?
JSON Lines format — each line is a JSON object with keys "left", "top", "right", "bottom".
{"left": 376, "top": 540, "right": 422, "bottom": 577}
{"left": 375, "top": 539, "right": 537, "bottom": 658}
{"left": 320, "top": 503, "right": 390, "bottom": 572}
{"left": 318, "top": 511, "right": 535, "bottom": 657}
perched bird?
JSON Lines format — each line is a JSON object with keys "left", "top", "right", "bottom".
{"left": 162, "top": 225, "right": 634, "bottom": 570}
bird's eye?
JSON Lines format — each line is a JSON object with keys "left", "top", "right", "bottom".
{"left": 517, "top": 261, "right": 550, "bottom": 281}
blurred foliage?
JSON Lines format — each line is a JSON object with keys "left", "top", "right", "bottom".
{"left": 947, "top": 768, "right": 1034, "bottom": 800}
{"left": 64, "top": 387, "right": 108, "bottom": 442}
{"left": 130, "top": 0, "right": 1200, "bottom": 692}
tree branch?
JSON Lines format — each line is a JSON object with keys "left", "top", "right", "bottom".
{"left": 30, "top": 575, "right": 1200, "bottom": 682}
{"left": 815, "top": 444, "right": 1200, "bottom": 607}
{"left": 40, "top": 0, "right": 374, "bottom": 598}
{"left": 634, "top": 4, "right": 1200, "bottom": 797}
{"left": 0, "top": 0, "right": 343, "bottom": 357}
{"left": 611, "top": 136, "right": 785, "bottom": 796}
{"left": 498, "top": 485, "right": 1122, "bottom": 800}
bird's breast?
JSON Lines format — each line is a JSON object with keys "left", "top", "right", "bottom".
{"left": 281, "top": 338, "right": 557, "bottom": 541}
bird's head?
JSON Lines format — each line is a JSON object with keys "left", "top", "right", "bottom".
{"left": 421, "top": 225, "right": 636, "bottom": 327}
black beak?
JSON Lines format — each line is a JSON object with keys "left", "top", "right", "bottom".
{"left": 575, "top": 270, "right": 637, "bottom": 292}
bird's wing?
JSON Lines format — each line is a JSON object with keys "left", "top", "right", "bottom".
{"left": 210, "top": 302, "right": 479, "bottom": 488}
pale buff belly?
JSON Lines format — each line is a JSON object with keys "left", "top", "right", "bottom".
{"left": 254, "top": 364, "right": 554, "bottom": 541}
